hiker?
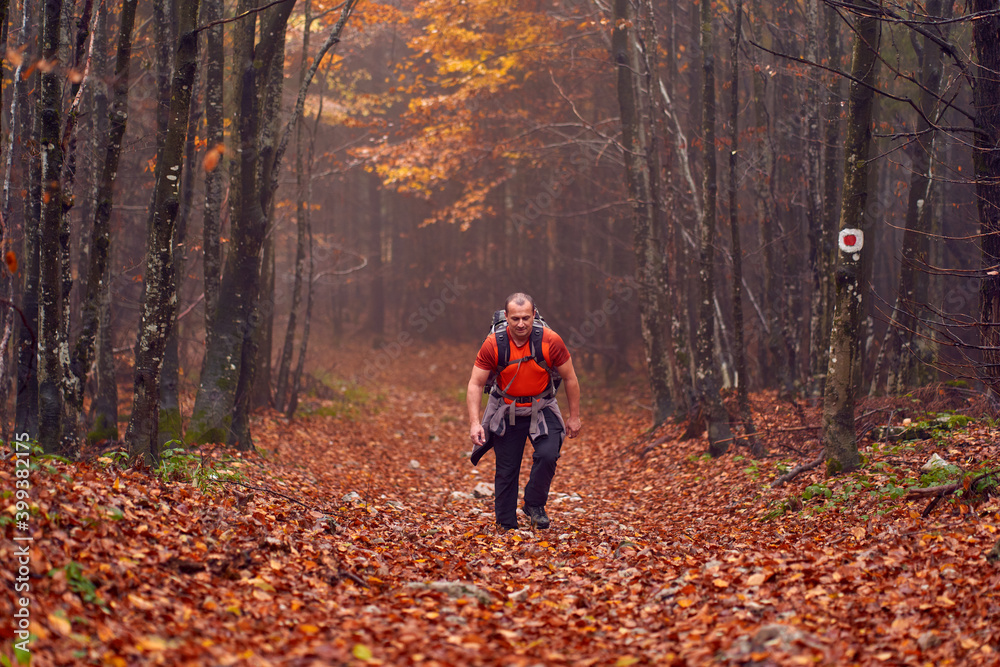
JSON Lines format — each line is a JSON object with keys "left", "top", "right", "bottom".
{"left": 466, "top": 292, "right": 581, "bottom": 531}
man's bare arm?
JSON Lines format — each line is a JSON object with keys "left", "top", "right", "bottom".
{"left": 556, "top": 359, "right": 581, "bottom": 438}
{"left": 467, "top": 365, "right": 492, "bottom": 444}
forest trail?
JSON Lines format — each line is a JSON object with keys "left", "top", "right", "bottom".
{"left": 3, "top": 343, "right": 999, "bottom": 666}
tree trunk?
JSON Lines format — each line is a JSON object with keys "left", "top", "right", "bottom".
{"left": 80, "top": 0, "right": 117, "bottom": 446}
{"left": 37, "top": 0, "right": 67, "bottom": 454}
{"left": 812, "top": 2, "right": 844, "bottom": 398}
{"left": 821, "top": 5, "right": 881, "bottom": 474}
{"left": 368, "top": 173, "right": 385, "bottom": 336}
{"left": 612, "top": 0, "right": 677, "bottom": 425}
{"left": 745, "top": 7, "right": 792, "bottom": 397}
{"left": 275, "top": 0, "right": 314, "bottom": 412}
{"left": 11, "top": 0, "right": 38, "bottom": 439}
{"left": 805, "top": 0, "right": 826, "bottom": 398}
{"left": 160, "top": 58, "right": 203, "bottom": 446}
{"left": 250, "top": 232, "right": 275, "bottom": 410}
{"left": 202, "top": 0, "right": 224, "bottom": 334}
{"left": 232, "top": 6, "right": 290, "bottom": 442}
{"left": 125, "top": 0, "right": 202, "bottom": 464}
{"left": 286, "top": 67, "right": 324, "bottom": 418}
{"left": 697, "top": 0, "right": 733, "bottom": 456}
{"left": 972, "top": 0, "right": 1000, "bottom": 399}
{"left": 286, "top": 216, "right": 315, "bottom": 419}
{"left": 728, "top": 0, "right": 759, "bottom": 455}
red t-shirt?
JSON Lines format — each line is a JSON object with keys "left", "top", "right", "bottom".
{"left": 476, "top": 328, "right": 570, "bottom": 401}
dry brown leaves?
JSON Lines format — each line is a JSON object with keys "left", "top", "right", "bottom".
{"left": 2, "top": 347, "right": 998, "bottom": 666}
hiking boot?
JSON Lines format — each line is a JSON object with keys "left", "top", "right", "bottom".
{"left": 522, "top": 504, "right": 550, "bottom": 529}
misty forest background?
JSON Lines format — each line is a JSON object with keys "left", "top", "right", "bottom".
{"left": 2, "top": 0, "right": 1000, "bottom": 469}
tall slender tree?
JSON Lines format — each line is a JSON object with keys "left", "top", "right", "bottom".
{"left": 728, "top": 0, "right": 758, "bottom": 454}
{"left": 276, "top": 0, "right": 316, "bottom": 411}
{"left": 202, "top": 0, "right": 225, "bottom": 334}
{"left": 812, "top": 0, "right": 845, "bottom": 398}
{"left": 37, "top": 0, "right": 67, "bottom": 454}
{"left": 126, "top": 0, "right": 203, "bottom": 463}
{"left": 10, "top": 0, "right": 39, "bottom": 439}
{"left": 697, "top": 0, "right": 733, "bottom": 456}
{"left": 972, "top": 0, "right": 1000, "bottom": 399}
{"left": 822, "top": 2, "right": 881, "bottom": 474}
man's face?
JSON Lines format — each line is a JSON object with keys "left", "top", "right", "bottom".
{"left": 504, "top": 301, "right": 534, "bottom": 342}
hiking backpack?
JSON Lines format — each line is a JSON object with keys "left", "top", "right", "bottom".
{"left": 483, "top": 308, "right": 562, "bottom": 401}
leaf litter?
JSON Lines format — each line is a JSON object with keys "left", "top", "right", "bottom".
{"left": 2, "top": 343, "right": 999, "bottom": 665}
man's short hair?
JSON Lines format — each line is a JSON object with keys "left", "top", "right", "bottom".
{"left": 504, "top": 292, "right": 535, "bottom": 313}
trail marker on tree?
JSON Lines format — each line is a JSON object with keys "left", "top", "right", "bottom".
{"left": 838, "top": 228, "right": 864, "bottom": 259}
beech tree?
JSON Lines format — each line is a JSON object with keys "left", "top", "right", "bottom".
{"left": 972, "top": 1, "right": 1000, "bottom": 399}
{"left": 11, "top": 0, "right": 39, "bottom": 440}
{"left": 37, "top": 0, "right": 67, "bottom": 453}
{"left": 125, "top": 0, "right": 202, "bottom": 463}
{"left": 821, "top": 2, "right": 881, "bottom": 474}
{"left": 696, "top": 0, "right": 733, "bottom": 456}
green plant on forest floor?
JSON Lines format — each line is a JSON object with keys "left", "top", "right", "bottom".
{"left": 155, "top": 443, "right": 244, "bottom": 492}
{"left": 50, "top": 561, "right": 107, "bottom": 609}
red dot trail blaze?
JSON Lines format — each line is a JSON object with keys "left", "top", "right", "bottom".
{"left": 838, "top": 228, "right": 864, "bottom": 253}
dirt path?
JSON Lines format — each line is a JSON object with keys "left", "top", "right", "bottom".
{"left": 249, "top": 382, "right": 1000, "bottom": 666}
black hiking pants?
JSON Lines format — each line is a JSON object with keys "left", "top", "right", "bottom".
{"left": 493, "top": 407, "right": 564, "bottom": 529}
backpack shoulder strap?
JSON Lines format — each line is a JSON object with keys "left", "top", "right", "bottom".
{"left": 529, "top": 325, "right": 549, "bottom": 371}
{"left": 495, "top": 329, "right": 511, "bottom": 370}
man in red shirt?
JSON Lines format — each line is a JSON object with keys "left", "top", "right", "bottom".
{"left": 466, "top": 293, "right": 582, "bottom": 531}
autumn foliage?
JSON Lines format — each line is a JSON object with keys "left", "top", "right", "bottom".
{"left": 2, "top": 343, "right": 998, "bottom": 665}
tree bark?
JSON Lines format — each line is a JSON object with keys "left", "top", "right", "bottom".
{"left": 202, "top": 0, "right": 225, "bottom": 334}
{"left": 728, "top": 0, "right": 759, "bottom": 455}
{"left": 805, "top": 0, "right": 826, "bottom": 398}
{"left": 972, "top": 0, "right": 1000, "bottom": 399}
{"left": 821, "top": 4, "right": 881, "bottom": 474}
{"left": 811, "top": 1, "right": 845, "bottom": 398}
{"left": 697, "top": 0, "right": 732, "bottom": 456}
{"left": 368, "top": 173, "right": 385, "bottom": 336}
{"left": 37, "top": 0, "right": 67, "bottom": 454}
{"left": 11, "top": 0, "right": 39, "bottom": 439}
{"left": 232, "top": 6, "right": 290, "bottom": 442}
{"left": 275, "top": 0, "right": 314, "bottom": 411}
{"left": 80, "top": 0, "right": 118, "bottom": 445}
{"left": 125, "top": 0, "right": 202, "bottom": 464}
{"left": 160, "top": 56, "right": 203, "bottom": 446}
{"left": 250, "top": 232, "right": 275, "bottom": 410}
{"left": 746, "top": 1, "right": 794, "bottom": 397}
